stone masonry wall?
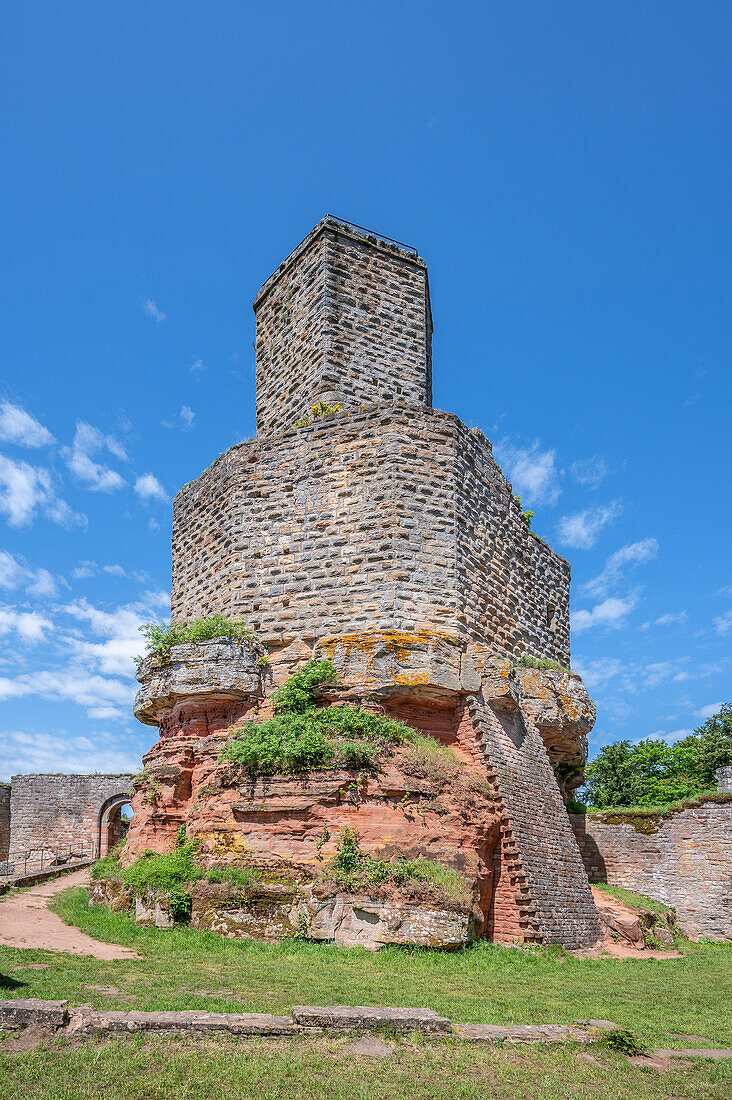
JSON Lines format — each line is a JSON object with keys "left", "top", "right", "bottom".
{"left": 570, "top": 801, "right": 732, "bottom": 941}
{"left": 8, "top": 774, "right": 134, "bottom": 856}
{"left": 0, "top": 783, "right": 9, "bottom": 860}
{"left": 171, "top": 405, "right": 570, "bottom": 665}
{"left": 471, "top": 696, "right": 600, "bottom": 948}
{"left": 254, "top": 218, "right": 432, "bottom": 436}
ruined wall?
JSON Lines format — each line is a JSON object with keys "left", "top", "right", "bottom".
{"left": 570, "top": 800, "right": 732, "bottom": 941}
{"left": 8, "top": 774, "right": 134, "bottom": 855}
{"left": 717, "top": 767, "right": 732, "bottom": 794}
{"left": 172, "top": 406, "right": 570, "bottom": 665}
{"left": 0, "top": 783, "right": 10, "bottom": 860}
{"left": 254, "top": 217, "right": 432, "bottom": 436}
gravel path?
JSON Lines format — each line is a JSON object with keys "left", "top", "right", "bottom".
{"left": 0, "top": 870, "right": 137, "bottom": 959}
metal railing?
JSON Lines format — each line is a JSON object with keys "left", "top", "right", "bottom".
{"left": 324, "top": 215, "right": 418, "bottom": 255}
{"left": 0, "top": 842, "right": 99, "bottom": 882}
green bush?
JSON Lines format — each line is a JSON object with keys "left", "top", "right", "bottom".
{"left": 514, "top": 654, "right": 571, "bottom": 673}
{"left": 327, "top": 827, "right": 469, "bottom": 904}
{"left": 137, "top": 615, "right": 255, "bottom": 664}
{"left": 293, "top": 401, "right": 342, "bottom": 429}
{"left": 221, "top": 662, "right": 418, "bottom": 778}
{"left": 122, "top": 842, "right": 203, "bottom": 895}
{"left": 90, "top": 853, "right": 123, "bottom": 881}
{"left": 271, "top": 659, "right": 337, "bottom": 713}
{"left": 204, "top": 866, "right": 262, "bottom": 890}
{"left": 600, "top": 1028, "right": 649, "bottom": 1056}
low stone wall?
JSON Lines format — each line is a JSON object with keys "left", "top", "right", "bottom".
{"left": 570, "top": 797, "right": 732, "bottom": 941}
{"left": 0, "top": 783, "right": 10, "bottom": 860}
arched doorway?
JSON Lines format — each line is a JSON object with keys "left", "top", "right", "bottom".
{"left": 97, "top": 794, "right": 134, "bottom": 857}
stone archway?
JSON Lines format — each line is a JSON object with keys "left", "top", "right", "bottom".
{"left": 97, "top": 794, "right": 134, "bottom": 857}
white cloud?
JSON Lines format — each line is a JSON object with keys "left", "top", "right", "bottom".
{"left": 189, "top": 359, "right": 205, "bottom": 376}
{"left": 0, "top": 606, "right": 53, "bottom": 643}
{"left": 581, "top": 537, "right": 659, "bottom": 598}
{"left": 0, "top": 455, "right": 82, "bottom": 529}
{"left": 162, "top": 406, "right": 195, "bottom": 431}
{"left": 72, "top": 561, "right": 97, "bottom": 580}
{"left": 62, "top": 422, "right": 128, "bottom": 492}
{"left": 572, "top": 657, "right": 625, "bottom": 691}
{"left": 0, "top": 727, "right": 140, "bottom": 780}
{"left": 143, "top": 298, "right": 166, "bottom": 323}
{"left": 494, "top": 439, "right": 561, "bottom": 507}
{"left": 61, "top": 591, "right": 169, "bottom": 677}
{"left": 0, "top": 548, "right": 59, "bottom": 599}
{"left": 571, "top": 593, "right": 639, "bottom": 633}
{"left": 134, "top": 473, "right": 168, "bottom": 503}
{"left": 714, "top": 610, "right": 732, "bottom": 636}
{"left": 45, "top": 497, "right": 87, "bottom": 529}
{"left": 0, "top": 551, "right": 25, "bottom": 589}
{"left": 696, "top": 702, "right": 723, "bottom": 720}
{"left": 570, "top": 456, "right": 608, "bottom": 489}
{"left": 0, "top": 455, "right": 53, "bottom": 526}
{"left": 0, "top": 402, "right": 55, "bottom": 448}
{"left": 654, "top": 611, "right": 688, "bottom": 627}
{"left": 86, "top": 706, "right": 129, "bottom": 722}
{"left": 26, "top": 568, "right": 58, "bottom": 599}
{"left": 556, "top": 502, "right": 622, "bottom": 550}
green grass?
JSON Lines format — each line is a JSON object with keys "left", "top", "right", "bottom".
{"left": 1, "top": 1032, "right": 731, "bottom": 1100}
{"left": 573, "top": 790, "right": 732, "bottom": 816}
{"left": 592, "top": 884, "right": 674, "bottom": 917}
{"left": 0, "top": 887, "right": 729, "bottom": 1051}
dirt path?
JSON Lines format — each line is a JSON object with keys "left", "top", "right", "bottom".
{"left": 0, "top": 870, "right": 137, "bottom": 959}
{"left": 590, "top": 886, "right": 681, "bottom": 960}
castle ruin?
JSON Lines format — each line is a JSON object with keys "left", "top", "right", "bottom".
{"left": 126, "top": 217, "right": 601, "bottom": 949}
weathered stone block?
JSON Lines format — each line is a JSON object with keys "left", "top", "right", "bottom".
{"left": 291, "top": 1004, "right": 451, "bottom": 1034}
{"left": 134, "top": 639, "right": 264, "bottom": 726}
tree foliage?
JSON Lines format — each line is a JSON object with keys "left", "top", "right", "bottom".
{"left": 582, "top": 703, "right": 731, "bottom": 809}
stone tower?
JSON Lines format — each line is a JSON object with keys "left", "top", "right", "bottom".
{"left": 133, "top": 217, "right": 601, "bottom": 949}
{"left": 254, "top": 217, "right": 432, "bottom": 435}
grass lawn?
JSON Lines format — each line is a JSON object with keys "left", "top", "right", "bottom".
{"left": 1, "top": 1032, "right": 731, "bottom": 1100}
{"left": 0, "top": 886, "right": 728, "bottom": 1049}
{"left": 1, "top": 885, "right": 730, "bottom": 1099}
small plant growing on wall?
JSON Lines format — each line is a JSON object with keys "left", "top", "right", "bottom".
{"left": 293, "top": 401, "right": 342, "bottom": 429}
{"left": 513, "top": 494, "right": 535, "bottom": 528}
{"left": 135, "top": 614, "right": 258, "bottom": 665}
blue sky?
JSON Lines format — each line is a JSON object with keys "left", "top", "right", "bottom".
{"left": 0, "top": 1, "right": 729, "bottom": 779}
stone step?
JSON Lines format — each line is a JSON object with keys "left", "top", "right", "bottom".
{"left": 456, "top": 1023, "right": 595, "bottom": 1044}
{"left": 67, "top": 1009, "right": 297, "bottom": 1036}
{"left": 291, "top": 1005, "right": 452, "bottom": 1034}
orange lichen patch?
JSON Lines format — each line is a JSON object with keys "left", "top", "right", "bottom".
{"left": 315, "top": 629, "right": 464, "bottom": 692}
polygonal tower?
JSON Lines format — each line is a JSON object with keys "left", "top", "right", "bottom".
{"left": 131, "top": 217, "right": 600, "bottom": 949}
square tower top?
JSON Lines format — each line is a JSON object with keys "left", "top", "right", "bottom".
{"left": 253, "top": 216, "right": 433, "bottom": 436}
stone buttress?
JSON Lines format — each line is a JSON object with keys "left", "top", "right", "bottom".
{"left": 128, "top": 216, "right": 601, "bottom": 949}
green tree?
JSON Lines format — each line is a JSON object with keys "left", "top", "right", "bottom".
{"left": 582, "top": 740, "right": 635, "bottom": 808}
{"left": 582, "top": 703, "right": 731, "bottom": 809}
{"left": 692, "top": 702, "right": 732, "bottom": 785}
